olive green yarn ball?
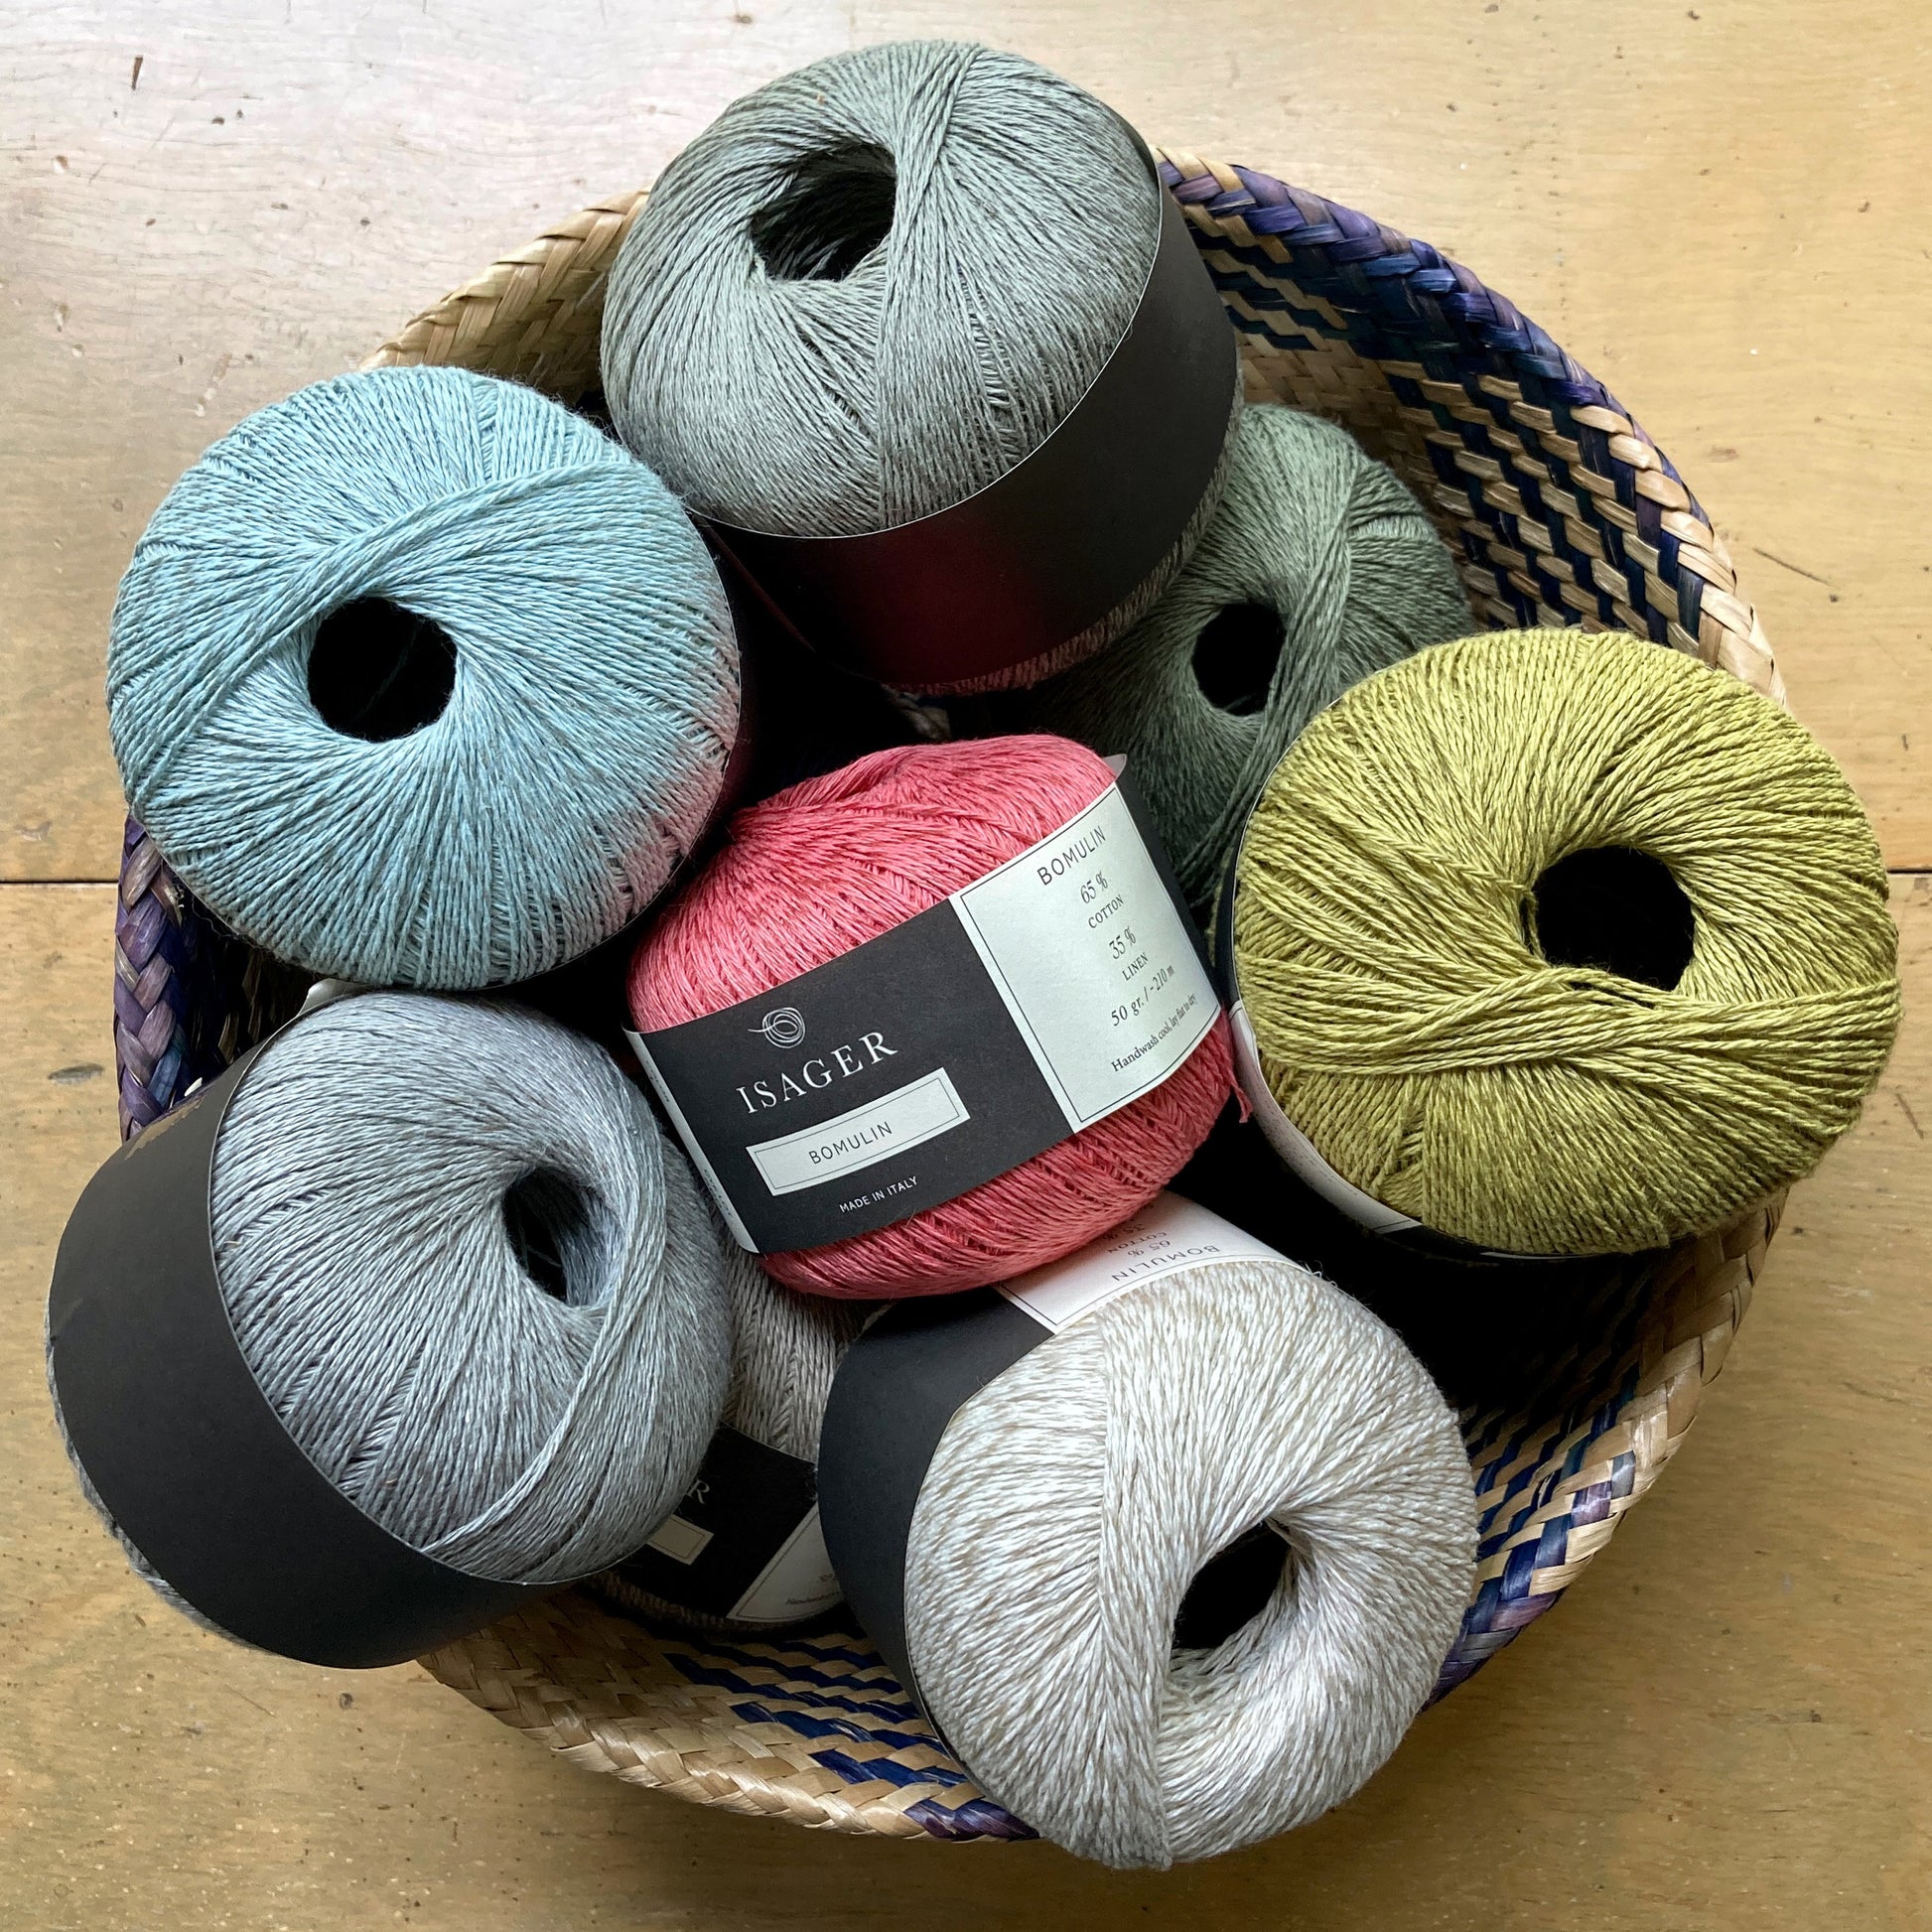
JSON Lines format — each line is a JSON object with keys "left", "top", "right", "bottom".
{"left": 973, "top": 403, "right": 1473, "bottom": 914}
{"left": 1231, "top": 627, "right": 1901, "bottom": 1257}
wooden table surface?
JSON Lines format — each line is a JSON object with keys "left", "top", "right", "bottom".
{"left": 3, "top": 3, "right": 1927, "bottom": 1926}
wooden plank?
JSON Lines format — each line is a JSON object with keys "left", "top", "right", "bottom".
{"left": 4, "top": 1, "right": 1930, "bottom": 1920}
{"left": 3, "top": 0, "right": 1928, "bottom": 882}
{"left": 2, "top": 874, "right": 1926, "bottom": 1925}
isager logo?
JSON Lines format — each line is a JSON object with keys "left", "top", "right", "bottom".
{"left": 750, "top": 1007, "right": 807, "bottom": 1048}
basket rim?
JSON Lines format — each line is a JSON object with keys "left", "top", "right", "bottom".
{"left": 362, "top": 148, "right": 1781, "bottom": 710}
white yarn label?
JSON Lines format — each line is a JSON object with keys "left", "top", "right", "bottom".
{"left": 629, "top": 768, "right": 1221, "bottom": 1254}
{"left": 727, "top": 1507, "right": 842, "bottom": 1625}
{"left": 999, "top": 1190, "right": 1286, "bottom": 1333}
{"left": 745, "top": 1068, "right": 970, "bottom": 1196}
{"left": 643, "top": 1513, "right": 713, "bottom": 1566}
{"left": 1228, "top": 1002, "right": 1423, "bottom": 1236}
{"left": 609, "top": 1426, "right": 840, "bottom": 1625}
{"left": 951, "top": 778, "right": 1220, "bottom": 1131}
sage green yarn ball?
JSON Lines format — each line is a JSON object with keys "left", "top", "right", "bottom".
{"left": 600, "top": 40, "right": 1236, "bottom": 695}
{"left": 976, "top": 403, "right": 1472, "bottom": 912}
{"left": 1231, "top": 627, "right": 1902, "bottom": 1257}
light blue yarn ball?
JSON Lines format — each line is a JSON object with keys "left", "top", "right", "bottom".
{"left": 108, "top": 365, "right": 740, "bottom": 989}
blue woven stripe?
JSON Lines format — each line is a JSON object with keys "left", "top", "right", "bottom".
{"left": 811, "top": 1747, "right": 961, "bottom": 1793}
{"left": 726, "top": 1698, "right": 951, "bottom": 1764}
{"left": 662, "top": 1649, "right": 924, "bottom": 1727}
{"left": 1171, "top": 152, "right": 1723, "bottom": 668}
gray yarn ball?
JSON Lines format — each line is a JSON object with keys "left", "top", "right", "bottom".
{"left": 602, "top": 42, "right": 1219, "bottom": 689}
{"left": 903, "top": 1256, "right": 1475, "bottom": 1867}
{"left": 595, "top": 1266, "right": 875, "bottom": 1634}
{"left": 53, "top": 993, "right": 732, "bottom": 1638}
{"left": 979, "top": 403, "right": 1475, "bottom": 911}
{"left": 714, "top": 1271, "right": 877, "bottom": 1465}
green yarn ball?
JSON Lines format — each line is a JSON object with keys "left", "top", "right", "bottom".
{"left": 968, "top": 402, "right": 1472, "bottom": 913}
{"left": 1231, "top": 626, "right": 1902, "bottom": 1257}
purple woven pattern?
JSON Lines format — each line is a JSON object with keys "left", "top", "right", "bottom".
{"left": 114, "top": 818, "right": 307, "bottom": 1139}
{"left": 1436, "top": 1203, "right": 1767, "bottom": 1695}
{"left": 1433, "top": 1257, "right": 1656, "bottom": 1698}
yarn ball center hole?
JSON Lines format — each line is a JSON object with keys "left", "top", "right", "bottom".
{"left": 1526, "top": 844, "right": 1696, "bottom": 991}
{"left": 1173, "top": 1520, "right": 1293, "bottom": 1652}
{"left": 749, "top": 143, "right": 897, "bottom": 282}
{"left": 308, "top": 597, "right": 457, "bottom": 743}
{"left": 1191, "top": 602, "right": 1287, "bottom": 716}
{"left": 500, "top": 1167, "right": 603, "bottom": 1307}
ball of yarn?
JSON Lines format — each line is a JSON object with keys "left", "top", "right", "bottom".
{"left": 108, "top": 366, "right": 740, "bottom": 988}
{"left": 714, "top": 1274, "right": 877, "bottom": 1462}
{"left": 602, "top": 41, "right": 1205, "bottom": 689}
{"left": 55, "top": 993, "right": 732, "bottom": 1633}
{"left": 629, "top": 737, "right": 1234, "bottom": 1297}
{"left": 1232, "top": 627, "right": 1902, "bottom": 1255}
{"left": 596, "top": 1267, "right": 874, "bottom": 1632}
{"left": 983, "top": 403, "right": 1473, "bottom": 911}
{"left": 904, "top": 1255, "right": 1474, "bottom": 1867}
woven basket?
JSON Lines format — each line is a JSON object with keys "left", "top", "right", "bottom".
{"left": 112, "top": 151, "right": 1781, "bottom": 1843}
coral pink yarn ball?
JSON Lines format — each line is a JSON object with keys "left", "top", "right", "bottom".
{"left": 629, "top": 736, "right": 1233, "bottom": 1298}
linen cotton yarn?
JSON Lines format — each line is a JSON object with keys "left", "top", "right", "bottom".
{"left": 712, "top": 1274, "right": 876, "bottom": 1462}
{"left": 1232, "top": 627, "right": 1902, "bottom": 1255}
{"left": 903, "top": 1255, "right": 1474, "bottom": 1867}
{"left": 108, "top": 365, "right": 739, "bottom": 988}
{"left": 983, "top": 404, "right": 1473, "bottom": 912}
{"left": 53, "top": 992, "right": 732, "bottom": 1635}
{"left": 602, "top": 41, "right": 1221, "bottom": 690}
{"left": 596, "top": 1266, "right": 875, "bottom": 1632}
{"left": 629, "top": 737, "right": 1234, "bottom": 1298}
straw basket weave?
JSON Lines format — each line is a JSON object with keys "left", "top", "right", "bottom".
{"left": 111, "top": 151, "right": 1781, "bottom": 1843}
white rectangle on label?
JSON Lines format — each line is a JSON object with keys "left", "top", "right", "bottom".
{"left": 949, "top": 783, "right": 1220, "bottom": 1131}
{"left": 643, "top": 1513, "right": 712, "bottom": 1566}
{"left": 999, "top": 1190, "right": 1287, "bottom": 1333}
{"left": 745, "top": 1067, "right": 970, "bottom": 1197}
{"left": 728, "top": 1507, "right": 845, "bottom": 1625}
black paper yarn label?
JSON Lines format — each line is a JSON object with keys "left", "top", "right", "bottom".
{"left": 628, "top": 771, "right": 1221, "bottom": 1254}
{"left": 608, "top": 1426, "right": 839, "bottom": 1625}
{"left": 45, "top": 1035, "right": 558, "bottom": 1669}
{"left": 703, "top": 150, "right": 1239, "bottom": 691}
